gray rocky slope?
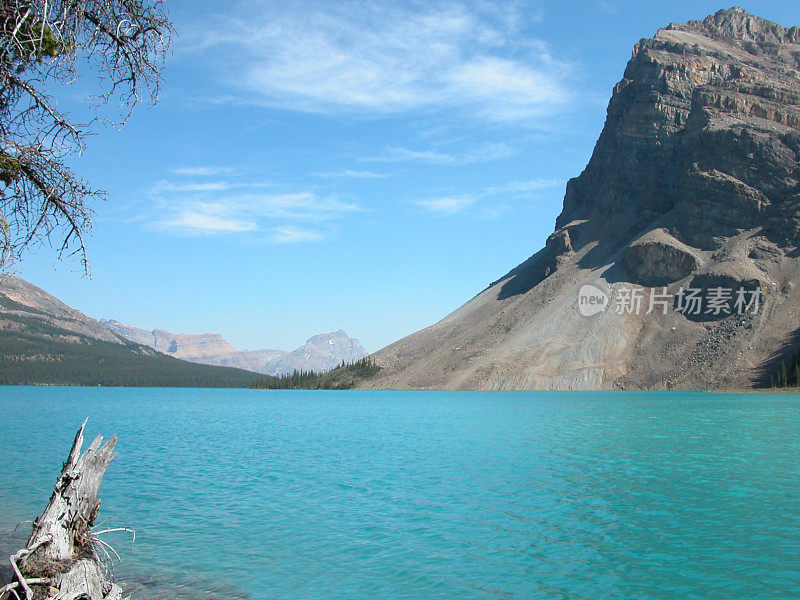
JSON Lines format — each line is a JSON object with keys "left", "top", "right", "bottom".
{"left": 364, "top": 8, "right": 800, "bottom": 391}
{"left": 0, "top": 275, "right": 123, "bottom": 344}
{"left": 101, "top": 319, "right": 367, "bottom": 375}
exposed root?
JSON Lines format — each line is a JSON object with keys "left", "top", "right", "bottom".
{"left": 11, "top": 522, "right": 33, "bottom": 534}
{"left": 92, "top": 541, "right": 114, "bottom": 577}
{"left": 90, "top": 527, "right": 135, "bottom": 575}
{"left": 91, "top": 528, "right": 135, "bottom": 547}
{"left": 93, "top": 538, "right": 120, "bottom": 565}
{"left": 7, "top": 536, "right": 52, "bottom": 600}
{"left": 0, "top": 579, "right": 49, "bottom": 600}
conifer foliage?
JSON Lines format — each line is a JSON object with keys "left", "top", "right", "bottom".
{"left": 250, "top": 357, "right": 382, "bottom": 390}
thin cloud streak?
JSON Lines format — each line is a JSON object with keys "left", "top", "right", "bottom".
{"left": 158, "top": 211, "right": 257, "bottom": 234}
{"left": 271, "top": 225, "right": 325, "bottom": 243}
{"left": 172, "top": 166, "right": 235, "bottom": 177}
{"left": 362, "top": 142, "right": 513, "bottom": 165}
{"left": 416, "top": 197, "right": 476, "bottom": 215}
{"left": 152, "top": 180, "right": 278, "bottom": 193}
{"left": 145, "top": 174, "right": 361, "bottom": 238}
{"left": 313, "top": 169, "right": 391, "bottom": 179}
{"left": 417, "top": 178, "right": 563, "bottom": 215}
{"left": 485, "top": 179, "right": 563, "bottom": 194}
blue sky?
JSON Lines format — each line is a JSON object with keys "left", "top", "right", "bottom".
{"left": 13, "top": 1, "right": 798, "bottom": 352}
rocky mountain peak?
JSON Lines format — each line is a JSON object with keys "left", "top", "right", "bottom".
{"left": 673, "top": 7, "right": 800, "bottom": 45}
{"left": 307, "top": 329, "right": 352, "bottom": 343}
{"left": 271, "top": 330, "right": 368, "bottom": 374}
{"left": 557, "top": 7, "right": 800, "bottom": 254}
{"left": 366, "top": 9, "right": 800, "bottom": 391}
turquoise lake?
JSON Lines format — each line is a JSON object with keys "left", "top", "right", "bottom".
{"left": 0, "top": 387, "right": 799, "bottom": 599}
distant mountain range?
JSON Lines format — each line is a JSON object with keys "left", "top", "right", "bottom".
{"left": 0, "top": 274, "right": 368, "bottom": 387}
{"left": 0, "top": 275, "right": 256, "bottom": 387}
{"left": 100, "top": 320, "right": 368, "bottom": 375}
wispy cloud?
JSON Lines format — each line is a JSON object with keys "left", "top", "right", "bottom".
{"left": 182, "top": 1, "right": 571, "bottom": 125}
{"left": 484, "top": 179, "right": 563, "bottom": 194}
{"left": 416, "top": 196, "right": 476, "bottom": 215}
{"left": 271, "top": 225, "right": 325, "bottom": 243}
{"left": 159, "top": 211, "right": 257, "bottom": 234}
{"left": 416, "top": 178, "right": 563, "bottom": 216}
{"left": 145, "top": 175, "right": 360, "bottom": 239}
{"left": 313, "top": 169, "right": 390, "bottom": 179}
{"left": 154, "top": 181, "right": 233, "bottom": 193}
{"left": 363, "top": 142, "right": 513, "bottom": 165}
{"left": 172, "top": 166, "right": 235, "bottom": 177}
{"left": 152, "top": 180, "right": 275, "bottom": 193}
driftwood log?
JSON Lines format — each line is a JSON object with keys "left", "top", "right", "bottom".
{"left": 1, "top": 420, "right": 124, "bottom": 600}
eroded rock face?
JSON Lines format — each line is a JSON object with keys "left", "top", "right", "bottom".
{"left": 546, "top": 228, "right": 573, "bottom": 255}
{"left": 557, "top": 7, "right": 800, "bottom": 249}
{"left": 365, "top": 9, "right": 800, "bottom": 392}
{"left": 624, "top": 230, "right": 701, "bottom": 286}
{"left": 676, "top": 271, "right": 764, "bottom": 322}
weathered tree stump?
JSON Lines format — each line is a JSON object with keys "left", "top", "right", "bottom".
{"left": 1, "top": 420, "right": 123, "bottom": 600}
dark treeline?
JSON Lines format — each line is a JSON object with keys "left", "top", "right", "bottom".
{"left": 250, "top": 357, "right": 382, "bottom": 390}
{"left": 769, "top": 349, "right": 800, "bottom": 389}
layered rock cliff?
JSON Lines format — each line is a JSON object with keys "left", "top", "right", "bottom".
{"left": 365, "top": 8, "right": 800, "bottom": 391}
{"left": 100, "top": 319, "right": 284, "bottom": 372}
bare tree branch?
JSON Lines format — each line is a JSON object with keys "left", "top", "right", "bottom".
{"left": 0, "top": 0, "right": 172, "bottom": 273}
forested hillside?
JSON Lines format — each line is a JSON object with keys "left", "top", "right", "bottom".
{"left": 0, "top": 313, "right": 256, "bottom": 387}
{"left": 0, "top": 276, "right": 256, "bottom": 387}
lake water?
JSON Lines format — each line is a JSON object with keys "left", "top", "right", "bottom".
{"left": 0, "top": 387, "right": 798, "bottom": 599}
